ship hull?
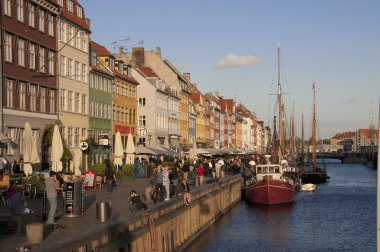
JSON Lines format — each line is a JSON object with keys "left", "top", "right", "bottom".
{"left": 246, "top": 178, "right": 295, "bottom": 204}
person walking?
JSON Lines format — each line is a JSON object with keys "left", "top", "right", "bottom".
{"left": 152, "top": 164, "right": 164, "bottom": 203}
{"left": 196, "top": 163, "right": 205, "bottom": 185}
{"left": 104, "top": 159, "right": 116, "bottom": 195}
{"left": 45, "top": 171, "right": 61, "bottom": 224}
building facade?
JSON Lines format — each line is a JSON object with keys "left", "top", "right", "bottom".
{"left": 1, "top": 0, "right": 59, "bottom": 169}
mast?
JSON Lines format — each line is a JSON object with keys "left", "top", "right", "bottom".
{"left": 301, "top": 113, "right": 305, "bottom": 166}
{"left": 277, "top": 44, "right": 284, "bottom": 161}
{"left": 272, "top": 116, "right": 278, "bottom": 163}
{"left": 312, "top": 81, "right": 317, "bottom": 171}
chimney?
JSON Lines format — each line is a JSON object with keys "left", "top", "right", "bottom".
{"left": 215, "top": 91, "right": 220, "bottom": 97}
{"left": 183, "top": 73, "right": 190, "bottom": 83}
{"left": 132, "top": 47, "right": 144, "bottom": 65}
{"left": 118, "top": 46, "right": 125, "bottom": 54}
{"left": 156, "top": 47, "right": 161, "bottom": 58}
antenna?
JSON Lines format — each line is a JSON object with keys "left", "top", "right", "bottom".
{"left": 138, "top": 40, "right": 144, "bottom": 47}
{"left": 120, "top": 38, "right": 130, "bottom": 51}
{"left": 111, "top": 41, "right": 118, "bottom": 53}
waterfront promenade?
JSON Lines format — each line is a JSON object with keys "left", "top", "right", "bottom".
{"left": 0, "top": 177, "right": 165, "bottom": 252}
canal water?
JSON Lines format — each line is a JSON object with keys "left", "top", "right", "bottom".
{"left": 186, "top": 160, "right": 376, "bottom": 252}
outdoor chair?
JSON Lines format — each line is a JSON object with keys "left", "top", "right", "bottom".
{"left": 96, "top": 176, "right": 103, "bottom": 189}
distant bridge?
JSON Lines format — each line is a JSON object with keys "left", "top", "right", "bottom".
{"left": 315, "top": 152, "right": 377, "bottom": 164}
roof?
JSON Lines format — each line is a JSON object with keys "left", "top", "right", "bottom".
{"left": 59, "top": 0, "right": 90, "bottom": 32}
{"left": 219, "top": 99, "right": 234, "bottom": 112}
{"left": 331, "top": 132, "right": 355, "bottom": 140}
{"left": 358, "top": 129, "right": 379, "bottom": 138}
{"left": 90, "top": 41, "right": 111, "bottom": 56}
{"left": 136, "top": 64, "right": 159, "bottom": 78}
{"left": 114, "top": 71, "right": 139, "bottom": 85}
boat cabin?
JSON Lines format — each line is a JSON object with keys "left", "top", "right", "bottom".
{"left": 255, "top": 164, "right": 283, "bottom": 180}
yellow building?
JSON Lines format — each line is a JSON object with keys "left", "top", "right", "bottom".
{"left": 93, "top": 44, "right": 138, "bottom": 148}
{"left": 187, "top": 79, "right": 206, "bottom": 148}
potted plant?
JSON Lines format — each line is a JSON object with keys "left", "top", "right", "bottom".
{"left": 89, "top": 163, "right": 106, "bottom": 177}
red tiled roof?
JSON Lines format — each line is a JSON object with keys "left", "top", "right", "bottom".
{"left": 190, "top": 93, "right": 201, "bottom": 103}
{"left": 331, "top": 131, "right": 355, "bottom": 140}
{"left": 60, "top": 0, "right": 90, "bottom": 32}
{"left": 114, "top": 71, "right": 139, "bottom": 85}
{"left": 219, "top": 99, "right": 234, "bottom": 112}
{"left": 358, "top": 129, "right": 379, "bottom": 138}
{"left": 90, "top": 41, "right": 111, "bottom": 56}
{"left": 136, "top": 64, "right": 158, "bottom": 78}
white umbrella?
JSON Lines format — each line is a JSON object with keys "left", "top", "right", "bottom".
{"left": 73, "top": 148, "right": 82, "bottom": 176}
{"left": 125, "top": 133, "right": 135, "bottom": 165}
{"left": 134, "top": 146, "right": 156, "bottom": 155}
{"left": 51, "top": 125, "right": 63, "bottom": 172}
{"left": 22, "top": 122, "right": 40, "bottom": 176}
{"left": 189, "top": 142, "right": 197, "bottom": 160}
{"left": 113, "top": 131, "right": 123, "bottom": 167}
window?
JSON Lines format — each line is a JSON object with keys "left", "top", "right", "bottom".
{"left": 39, "top": 47, "right": 45, "bottom": 73}
{"left": 59, "top": 55, "right": 66, "bottom": 76}
{"left": 81, "top": 95, "right": 86, "bottom": 114}
{"left": 66, "top": 25, "right": 72, "bottom": 45}
{"left": 59, "top": 21, "right": 65, "bottom": 41}
{"left": 139, "top": 116, "right": 146, "bottom": 127}
{"left": 75, "top": 61, "right": 80, "bottom": 81}
{"left": 30, "top": 85, "right": 37, "bottom": 111}
{"left": 18, "top": 39, "right": 25, "bottom": 66}
{"left": 5, "top": 79, "right": 13, "bottom": 108}
{"left": 19, "top": 130, "right": 24, "bottom": 155}
{"left": 89, "top": 101, "right": 93, "bottom": 116}
{"left": 48, "top": 51, "right": 54, "bottom": 75}
{"left": 74, "top": 127, "right": 80, "bottom": 147}
{"left": 81, "top": 64, "right": 87, "bottom": 83}
{"left": 3, "top": 0, "right": 11, "bottom": 16}
{"left": 67, "top": 0, "right": 73, "bottom": 13}
{"left": 40, "top": 87, "right": 46, "bottom": 112}
{"left": 4, "top": 33, "right": 12, "bottom": 62}
{"left": 133, "top": 109, "right": 136, "bottom": 124}
{"left": 68, "top": 58, "right": 73, "bottom": 79}
{"left": 29, "top": 43, "right": 35, "bottom": 69}
{"left": 61, "top": 126, "right": 65, "bottom": 142}
{"left": 99, "top": 103, "right": 103, "bottom": 118}
{"left": 6, "top": 129, "right": 16, "bottom": 155}
{"left": 28, "top": 4, "right": 35, "bottom": 27}
{"left": 60, "top": 89, "right": 65, "bottom": 111}
{"left": 77, "top": 6, "right": 82, "bottom": 18}
{"left": 58, "top": 0, "right": 63, "bottom": 6}
{"left": 73, "top": 29, "right": 78, "bottom": 48}
{"left": 139, "top": 98, "right": 146, "bottom": 106}
{"left": 49, "top": 89, "right": 55, "bottom": 113}
{"left": 82, "top": 128, "right": 86, "bottom": 138}
{"left": 17, "top": 0, "right": 24, "bottom": 22}
{"left": 68, "top": 91, "right": 73, "bottom": 112}
{"left": 74, "top": 93, "right": 79, "bottom": 113}
{"left": 108, "top": 105, "right": 112, "bottom": 119}
{"left": 103, "top": 102, "right": 106, "bottom": 119}
{"left": 81, "top": 32, "right": 86, "bottom": 51}
{"left": 48, "top": 14, "right": 54, "bottom": 36}
{"left": 94, "top": 102, "right": 98, "bottom": 117}
{"left": 19, "top": 82, "right": 26, "bottom": 109}
{"left": 38, "top": 9, "right": 45, "bottom": 32}
{"left": 68, "top": 127, "right": 73, "bottom": 147}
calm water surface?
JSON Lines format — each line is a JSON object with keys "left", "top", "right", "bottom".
{"left": 186, "top": 160, "right": 376, "bottom": 252}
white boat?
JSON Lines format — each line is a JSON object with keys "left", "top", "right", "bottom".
{"left": 301, "top": 183, "right": 316, "bottom": 192}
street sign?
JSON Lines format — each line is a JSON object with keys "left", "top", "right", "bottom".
{"left": 80, "top": 141, "right": 88, "bottom": 151}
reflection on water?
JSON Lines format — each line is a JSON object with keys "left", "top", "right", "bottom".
{"left": 186, "top": 162, "right": 376, "bottom": 252}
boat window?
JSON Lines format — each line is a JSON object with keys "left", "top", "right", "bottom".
{"left": 263, "top": 167, "right": 268, "bottom": 174}
{"left": 257, "top": 167, "right": 262, "bottom": 174}
{"left": 275, "top": 167, "right": 280, "bottom": 173}
{"left": 269, "top": 167, "right": 274, "bottom": 173}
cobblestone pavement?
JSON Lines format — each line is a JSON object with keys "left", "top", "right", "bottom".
{"left": 0, "top": 177, "right": 157, "bottom": 252}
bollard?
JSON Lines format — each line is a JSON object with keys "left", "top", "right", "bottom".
{"left": 26, "top": 223, "right": 44, "bottom": 244}
{"left": 96, "top": 202, "right": 110, "bottom": 223}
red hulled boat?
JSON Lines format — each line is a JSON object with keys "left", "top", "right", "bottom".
{"left": 245, "top": 163, "right": 296, "bottom": 204}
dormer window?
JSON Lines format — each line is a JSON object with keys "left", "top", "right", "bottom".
{"left": 77, "top": 6, "right": 83, "bottom": 18}
{"left": 67, "top": 0, "right": 73, "bottom": 13}
{"left": 118, "top": 62, "right": 123, "bottom": 73}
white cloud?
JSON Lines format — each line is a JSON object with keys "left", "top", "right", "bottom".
{"left": 216, "top": 54, "right": 262, "bottom": 69}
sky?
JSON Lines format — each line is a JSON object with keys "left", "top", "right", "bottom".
{"left": 81, "top": 0, "right": 380, "bottom": 139}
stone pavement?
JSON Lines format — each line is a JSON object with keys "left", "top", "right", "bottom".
{"left": 0, "top": 177, "right": 157, "bottom": 252}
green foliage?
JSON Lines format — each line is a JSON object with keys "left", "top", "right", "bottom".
{"left": 22, "top": 175, "right": 45, "bottom": 188}
{"left": 122, "top": 164, "right": 134, "bottom": 177}
{"left": 89, "top": 163, "right": 106, "bottom": 176}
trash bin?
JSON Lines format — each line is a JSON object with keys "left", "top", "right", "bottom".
{"left": 96, "top": 202, "right": 110, "bottom": 223}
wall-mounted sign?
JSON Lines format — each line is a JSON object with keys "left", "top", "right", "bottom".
{"left": 138, "top": 127, "right": 147, "bottom": 136}
{"left": 80, "top": 141, "right": 88, "bottom": 150}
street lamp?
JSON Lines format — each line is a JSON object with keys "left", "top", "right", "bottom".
{"left": 148, "top": 134, "right": 152, "bottom": 147}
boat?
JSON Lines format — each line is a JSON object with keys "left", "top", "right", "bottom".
{"left": 245, "top": 44, "right": 297, "bottom": 204}
{"left": 301, "top": 183, "right": 316, "bottom": 192}
{"left": 301, "top": 81, "right": 330, "bottom": 183}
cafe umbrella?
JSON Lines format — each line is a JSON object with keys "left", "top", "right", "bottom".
{"left": 22, "top": 122, "right": 40, "bottom": 176}
{"left": 114, "top": 131, "right": 123, "bottom": 168}
{"left": 51, "top": 124, "right": 63, "bottom": 172}
{"left": 125, "top": 133, "right": 135, "bottom": 165}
